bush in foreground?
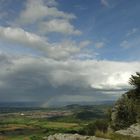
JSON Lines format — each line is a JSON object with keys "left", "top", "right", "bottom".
{"left": 84, "top": 119, "right": 108, "bottom": 135}
{"left": 110, "top": 72, "right": 140, "bottom": 130}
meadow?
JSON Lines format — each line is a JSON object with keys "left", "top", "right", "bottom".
{"left": 0, "top": 104, "right": 109, "bottom": 140}
{"left": 0, "top": 104, "right": 139, "bottom": 140}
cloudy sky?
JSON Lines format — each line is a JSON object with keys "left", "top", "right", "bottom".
{"left": 0, "top": 0, "right": 140, "bottom": 106}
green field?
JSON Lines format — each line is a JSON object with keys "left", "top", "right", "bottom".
{"left": 0, "top": 104, "right": 110, "bottom": 140}
{"left": 0, "top": 104, "right": 139, "bottom": 140}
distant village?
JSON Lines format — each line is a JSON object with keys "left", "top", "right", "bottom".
{"left": 0, "top": 110, "right": 72, "bottom": 119}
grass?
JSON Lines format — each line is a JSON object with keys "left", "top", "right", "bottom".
{"left": 0, "top": 116, "right": 83, "bottom": 140}
{"left": 1, "top": 116, "right": 139, "bottom": 140}
{"left": 42, "top": 121, "right": 78, "bottom": 128}
{"left": 1, "top": 104, "right": 139, "bottom": 140}
{"left": 0, "top": 136, "right": 7, "bottom": 140}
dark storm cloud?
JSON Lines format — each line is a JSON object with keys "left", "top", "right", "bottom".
{"left": 0, "top": 53, "right": 140, "bottom": 104}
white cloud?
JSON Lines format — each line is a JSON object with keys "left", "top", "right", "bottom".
{"left": 79, "top": 40, "right": 91, "bottom": 48}
{"left": 120, "top": 37, "right": 140, "bottom": 49}
{"left": 72, "top": 53, "right": 97, "bottom": 60}
{"left": 39, "top": 19, "right": 81, "bottom": 35}
{"left": 47, "top": 40, "right": 90, "bottom": 60}
{"left": 45, "top": 0, "right": 58, "bottom": 6}
{"left": 16, "top": 0, "right": 81, "bottom": 36}
{"left": 18, "top": 0, "right": 75, "bottom": 24}
{"left": 0, "top": 26, "right": 43, "bottom": 44}
{"left": 101, "top": 0, "right": 109, "bottom": 7}
{"left": 0, "top": 26, "right": 49, "bottom": 51}
{"left": 48, "top": 41, "right": 80, "bottom": 60}
{"left": 95, "top": 42, "right": 105, "bottom": 48}
{"left": 120, "top": 40, "right": 129, "bottom": 48}
{"left": 126, "top": 28, "right": 138, "bottom": 36}
{"left": 0, "top": 26, "right": 87, "bottom": 60}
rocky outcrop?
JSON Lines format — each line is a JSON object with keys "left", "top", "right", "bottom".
{"left": 44, "top": 133, "right": 110, "bottom": 140}
{"left": 116, "top": 123, "right": 140, "bottom": 137}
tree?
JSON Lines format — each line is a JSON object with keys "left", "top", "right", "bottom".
{"left": 129, "top": 72, "right": 140, "bottom": 90}
{"left": 110, "top": 72, "right": 140, "bottom": 130}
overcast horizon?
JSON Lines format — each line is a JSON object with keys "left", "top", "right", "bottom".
{"left": 0, "top": 0, "right": 140, "bottom": 106}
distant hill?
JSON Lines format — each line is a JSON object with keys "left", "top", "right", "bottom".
{"left": 49, "top": 100, "right": 115, "bottom": 108}
{"left": 0, "top": 101, "right": 42, "bottom": 108}
{"left": 0, "top": 100, "right": 115, "bottom": 108}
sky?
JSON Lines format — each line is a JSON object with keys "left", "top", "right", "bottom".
{"left": 0, "top": 0, "right": 140, "bottom": 106}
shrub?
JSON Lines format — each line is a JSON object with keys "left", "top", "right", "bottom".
{"left": 84, "top": 119, "right": 108, "bottom": 135}
{"left": 30, "top": 135, "right": 43, "bottom": 140}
